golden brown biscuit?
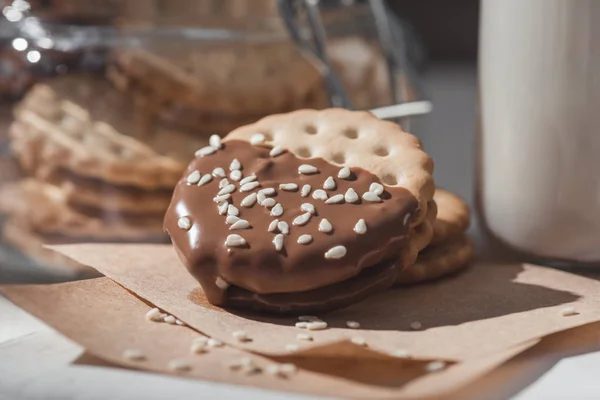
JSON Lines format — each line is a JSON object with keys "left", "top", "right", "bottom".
{"left": 431, "top": 188, "right": 471, "bottom": 245}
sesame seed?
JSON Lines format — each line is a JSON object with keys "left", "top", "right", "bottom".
{"left": 240, "top": 181, "right": 260, "bottom": 192}
{"left": 346, "top": 321, "right": 360, "bottom": 329}
{"left": 212, "top": 167, "right": 226, "bottom": 178}
{"left": 229, "top": 159, "right": 241, "bottom": 171}
{"left": 338, "top": 167, "right": 351, "bottom": 179}
{"left": 298, "top": 164, "right": 319, "bottom": 175}
{"left": 225, "top": 215, "right": 240, "bottom": 225}
{"left": 168, "top": 359, "right": 191, "bottom": 372}
{"left": 266, "top": 364, "right": 281, "bottom": 376}
{"left": 164, "top": 315, "right": 176, "bottom": 324}
{"left": 298, "top": 315, "right": 319, "bottom": 321}
{"left": 241, "top": 193, "right": 257, "bottom": 207}
{"left": 297, "top": 333, "right": 313, "bottom": 341}
{"left": 190, "top": 341, "right": 207, "bottom": 354}
{"left": 354, "top": 219, "right": 367, "bottom": 234}
{"left": 186, "top": 170, "right": 201, "bottom": 185}
{"left": 250, "top": 133, "right": 266, "bottom": 145}
{"left": 209, "top": 134, "right": 222, "bottom": 149}
{"left": 306, "top": 321, "right": 328, "bottom": 330}
{"left": 213, "top": 193, "right": 231, "bottom": 203}
{"left": 227, "top": 205, "right": 240, "bottom": 216}
{"left": 229, "top": 220, "right": 250, "bottom": 230}
{"left": 178, "top": 216, "right": 192, "bottom": 230}
{"left": 218, "top": 184, "right": 236, "bottom": 196}
{"left": 215, "top": 276, "right": 229, "bottom": 289}
{"left": 146, "top": 307, "right": 163, "bottom": 322}
{"left": 426, "top": 361, "right": 446, "bottom": 372}
{"left": 232, "top": 330, "right": 250, "bottom": 342}
{"left": 410, "top": 321, "right": 422, "bottom": 330}
{"left": 270, "top": 145, "right": 284, "bottom": 157}
{"left": 262, "top": 198, "right": 276, "bottom": 208}
{"left": 270, "top": 203, "right": 284, "bottom": 217}
{"left": 323, "top": 176, "right": 336, "bottom": 190}
{"left": 257, "top": 192, "right": 267, "bottom": 205}
{"left": 279, "top": 363, "right": 297, "bottom": 375}
{"left": 403, "top": 213, "right": 411, "bottom": 226}
{"left": 324, "top": 194, "right": 344, "bottom": 204}
{"left": 193, "top": 336, "right": 208, "bottom": 346}
{"left": 560, "top": 306, "right": 578, "bottom": 316}
{"left": 240, "top": 175, "right": 257, "bottom": 185}
{"left": 268, "top": 219, "right": 279, "bottom": 232}
{"left": 285, "top": 344, "right": 299, "bottom": 351}
{"left": 230, "top": 169, "right": 242, "bottom": 181}
{"left": 259, "top": 188, "right": 277, "bottom": 196}
{"left": 123, "top": 349, "right": 146, "bottom": 361}
{"left": 301, "top": 184, "right": 311, "bottom": 197}
{"left": 292, "top": 212, "right": 312, "bottom": 226}
{"left": 362, "top": 191, "right": 382, "bottom": 202}
{"left": 390, "top": 349, "right": 411, "bottom": 358}
{"left": 344, "top": 188, "right": 359, "bottom": 203}
{"left": 351, "top": 336, "right": 367, "bottom": 346}
{"left": 300, "top": 203, "right": 315, "bottom": 214}
{"left": 369, "top": 182, "right": 384, "bottom": 196}
{"left": 273, "top": 234, "right": 284, "bottom": 251}
{"left": 324, "top": 245, "right": 347, "bottom": 259}
{"left": 312, "top": 189, "right": 328, "bottom": 201}
{"left": 207, "top": 338, "right": 223, "bottom": 348}
{"left": 198, "top": 174, "right": 212, "bottom": 186}
{"left": 195, "top": 146, "right": 217, "bottom": 157}
{"left": 277, "top": 221, "right": 289, "bottom": 235}
{"left": 297, "top": 234, "right": 313, "bottom": 244}
{"left": 295, "top": 322, "right": 309, "bottom": 328}
{"left": 175, "top": 319, "right": 186, "bottom": 326}
{"left": 279, "top": 183, "right": 299, "bottom": 191}
{"left": 225, "top": 234, "right": 246, "bottom": 247}
{"left": 318, "top": 218, "right": 333, "bottom": 233}
{"left": 219, "top": 178, "right": 230, "bottom": 188}
{"left": 218, "top": 201, "right": 229, "bottom": 215}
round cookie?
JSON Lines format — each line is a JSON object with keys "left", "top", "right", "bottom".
{"left": 164, "top": 109, "right": 435, "bottom": 313}
{"left": 431, "top": 188, "right": 470, "bottom": 245}
{"left": 395, "top": 234, "right": 473, "bottom": 285}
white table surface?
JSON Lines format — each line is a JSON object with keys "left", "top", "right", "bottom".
{"left": 3, "top": 64, "right": 600, "bottom": 399}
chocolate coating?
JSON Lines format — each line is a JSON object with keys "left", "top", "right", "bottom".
{"left": 164, "top": 140, "right": 417, "bottom": 310}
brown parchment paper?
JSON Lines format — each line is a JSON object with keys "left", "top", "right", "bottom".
{"left": 50, "top": 243, "right": 600, "bottom": 363}
{"left": 0, "top": 277, "right": 533, "bottom": 399}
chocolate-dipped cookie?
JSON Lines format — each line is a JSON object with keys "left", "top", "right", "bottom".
{"left": 164, "top": 109, "right": 435, "bottom": 313}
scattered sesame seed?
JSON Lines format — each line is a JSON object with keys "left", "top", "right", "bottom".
{"left": 177, "top": 216, "right": 192, "bottom": 230}
{"left": 298, "top": 164, "right": 319, "bottom": 175}
{"left": 270, "top": 145, "right": 284, "bottom": 157}
{"left": 250, "top": 133, "right": 266, "bottom": 145}
{"left": 324, "top": 245, "right": 347, "bottom": 259}
{"left": 410, "top": 321, "right": 422, "bottom": 330}
{"left": 146, "top": 307, "right": 163, "bottom": 322}
{"left": 215, "top": 276, "right": 229, "bottom": 290}
{"left": 362, "top": 191, "right": 382, "bottom": 202}
{"left": 351, "top": 336, "right": 367, "bottom": 346}
{"left": 175, "top": 319, "right": 186, "bottom": 326}
{"left": 277, "top": 221, "right": 289, "bottom": 235}
{"left": 194, "top": 336, "right": 208, "bottom": 345}
{"left": 390, "top": 349, "right": 411, "bottom": 358}
{"left": 240, "top": 175, "right": 257, "bottom": 185}
{"left": 279, "top": 183, "right": 299, "bottom": 191}
{"left": 123, "top": 349, "right": 146, "bottom": 361}
{"left": 195, "top": 146, "right": 217, "bottom": 157}
{"left": 285, "top": 344, "right": 300, "bottom": 352}
{"left": 403, "top": 213, "right": 411, "bottom": 225}
{"left": 207, "top": 338, "right": 223, "bottom": 348}
{"left": 266, "top": 364, "right": 281, "bottom": 376}
{"left": 259, "top": 188, "right": 277, "bottom": 196}
{"left": 257, "top": 192, "right": 267, "bottom": 205}
{"left": 273, "top": 234, "right": 284, "bottom": 251}
{"left": 280, "top": 363, "right": 297, "bottom": 375}
{"left": 226, "top": 215, "right": 240, "bottom": 225}
{"left": 229, "top": 159, "right": 241, "bottom": 171}
{"left": 218, "top": 184, "right": 236, "bottom": 196}
{"left": 346, "top": 321, "right": 360, "bottom": 329}
{"left": 229, "top": 219, "right": 250, "bottom": 230}
{"left": 344, "top": 188, "right": 359, "bottom": 203}
{"left": 312, "top": 189, "right": 328, "bottom": 201}
{"left": 295, "top": 321, "right": 309, "bottom": 329}
{"left": 262, "top": 198, "right": 276, "bottom": 208}
{"left": 297, "top": 234, "right": 313, "bottom": 245}
{"left": 318, "top": 218, "right": 333, "bottom": 233}
{"left": 227, "top": 205, "right": 239, "bottom": 216}
{"left": 240, "top": 181, "right": 260, "bottom": 192}
{"left": 232, "top": 330, "right": 250, "bottom": 342}
{"left": 306, "top": 321, "right": 328, "bottom": 330}
{"left": 268, "top": 219, "right": 279, "bottom": 232}
{"left": 292, "top": 212, "right": 312, "bottom": 226}
{"left": 354, "top": 219, "right": 367, "bottom": 234}
{"left": 197, "top": 174, "right": 213, "bottom": 186}
{"left": 298, "top": 315, "right": 319, "bottom": 321}
{"left": 230, "top": 169, "right": 242, "bottom": 181}
{"left": 212, "top": 167, "right": 226, "bottom": 178}
{"left": 219, "top": 178, "right": 230, "bottom": 189}
{"left": 324, "top": 194, "right": 344, "bottom": 204}
{"left": 241, "top": 193, "right": 257, "bottom": 207}
{"left": 560, "top": 306, "right": 578, "bottom": 316}
{"left": 190, "top": 341, "right": 207, "bottom": 354}
{"left": 164, "top": 315, "right": 176, "bottom": 324}
{"left": 426, "top": 361, "right": 446, "bottom": 373}
{"left": 323, "top": 176, "right": 336, "bottom": 190}
{"left": 218, "top": 201, "right": 229, "bottom": 215}
{"left": 301, "top": 184, "right": 311, "bottom": 197}
{"left": 300, "top": 203, "right": 316, "bottom": 214}
{"left": 213, "top": 193, "right": 231, "bottom": 203}
{"left": 209, "top": 134, "right": 222, "bottom": 149}
{"left": 186, "top": 170, "right": 201, "bottom": 185}
{"left": 369, "top": 182, "right": 384, "bottom": 196}
{"left": 168, "top": 359, "right": 191, "bottom": 372}
{"left": 338, "top": 167, "right": 351, "bottom": 179}
{"left": 270, "top": 203, "right": 284, "bottom": 217}
{"left": 297, "top": 333, "right": 313, "bottom": 341}
{"left": 225, "top": 234, "right": 246, "bottom": 247}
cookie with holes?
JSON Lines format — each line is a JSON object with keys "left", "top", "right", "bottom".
{"left": 164, "top": 109, "right": 435, "bottom": 313}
